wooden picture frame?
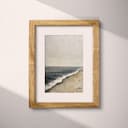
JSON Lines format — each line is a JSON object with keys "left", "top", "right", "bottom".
{"left": 29, "top": 20, "right": 100, "bottom": 108}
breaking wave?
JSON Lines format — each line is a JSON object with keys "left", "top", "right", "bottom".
{"left": 45, "top": 68, "right": 81, "bottom": 91}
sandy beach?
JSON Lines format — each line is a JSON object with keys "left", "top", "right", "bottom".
{"left": 47, "top": 71, "right": 83, "bottom": 92}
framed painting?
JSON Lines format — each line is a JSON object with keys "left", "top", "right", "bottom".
{"left": 29, "top": 20, "right": 100, "bottom": 108}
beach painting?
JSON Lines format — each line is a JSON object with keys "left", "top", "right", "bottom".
{"left": 29, "top": 20, "right": 100, "bottom": 108}
{"left": 45, "top": 35, "right": 83, "bottom": 93}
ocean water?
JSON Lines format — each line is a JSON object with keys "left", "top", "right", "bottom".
{"left": 45, "top": 66, "right": 82, "bottom": 91}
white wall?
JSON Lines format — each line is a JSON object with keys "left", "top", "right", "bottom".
{"left": 0, "top": 0, "right": 128, "bottom": 128}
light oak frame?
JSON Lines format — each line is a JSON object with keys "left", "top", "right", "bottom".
{"left": 29, "top": 20, "right": 100, "bottom": 108}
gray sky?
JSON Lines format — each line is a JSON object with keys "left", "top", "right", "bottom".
{"left": 45, "top": 35, "right": 83, "bottom": 67}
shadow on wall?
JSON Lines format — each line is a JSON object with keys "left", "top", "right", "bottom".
{"left": 37, "top": 0, "right": 128, "bottom": 39}
{"left": 0, "top": 87, "right": 90, "bottom": 128}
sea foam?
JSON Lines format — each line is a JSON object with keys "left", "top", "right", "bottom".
{"left": 45, "top": 68, "right": 81, "bottom": 91}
